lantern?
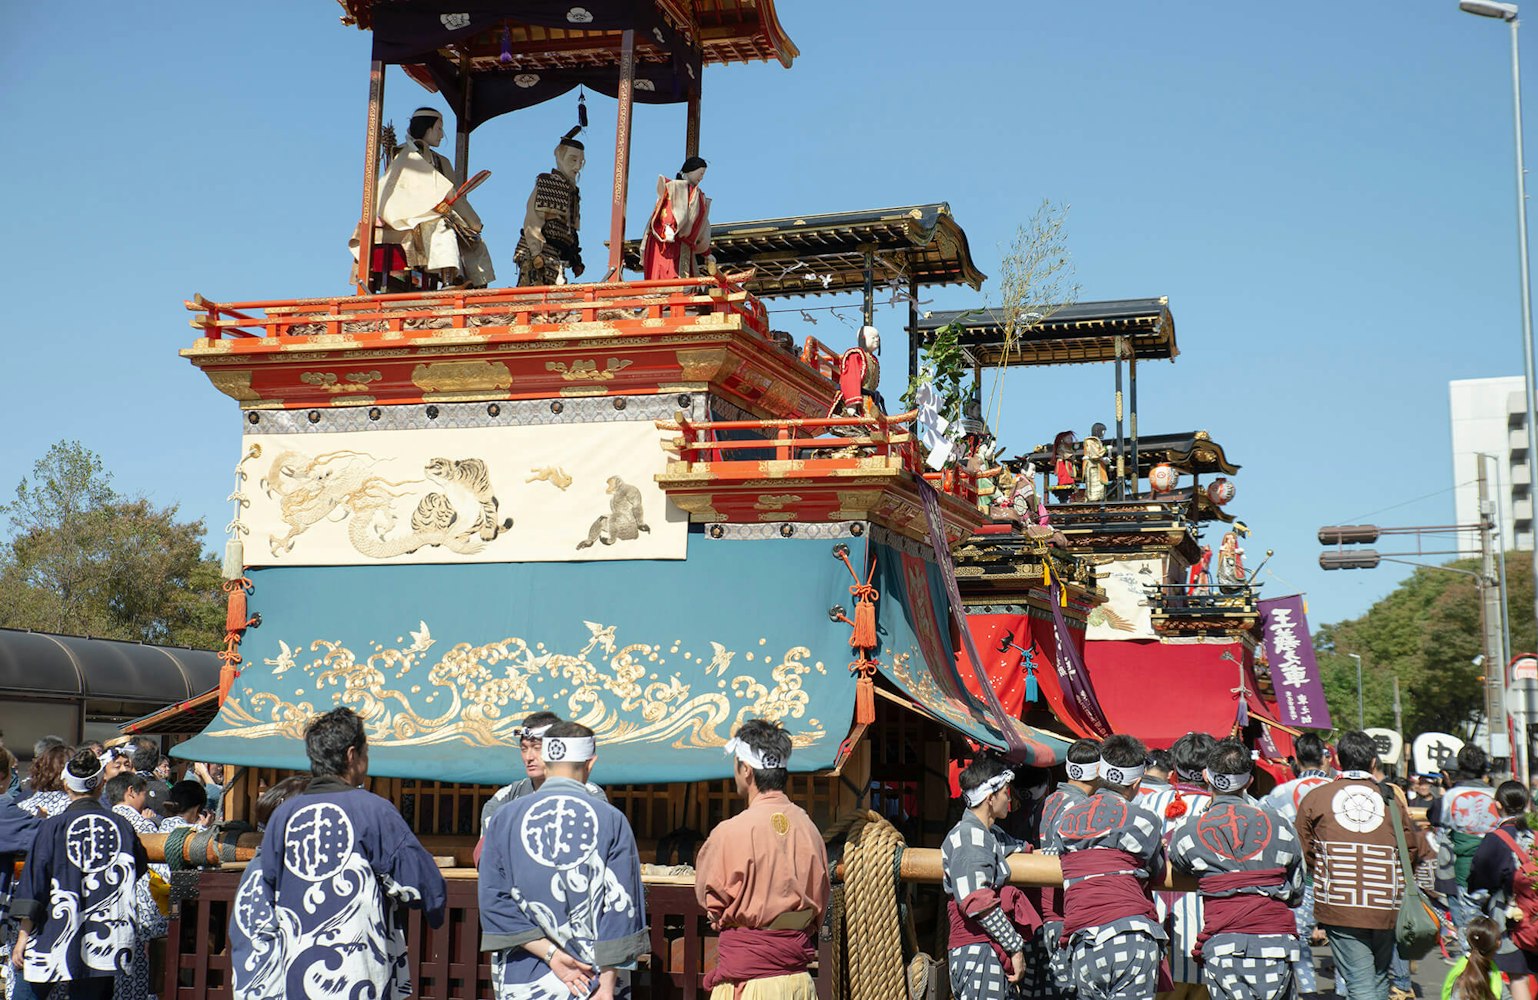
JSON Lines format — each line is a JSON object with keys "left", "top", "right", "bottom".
{"left": 1207, "top": 477, "right": 1236, "bottom": 506}
{"left": 1147, "top": 463, "right": 1177, "bottom": 494}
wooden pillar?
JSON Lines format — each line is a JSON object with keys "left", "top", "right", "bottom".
{"left": 862, "top": 247, "right": 875, "bottom": 327}
{"left": 1113, "top": 336, "right": 1126, "bottom": 499}
{"left": 453, "top": 57, "right": 472, "bottom": 184}
{"left": 685, "top": 88, "right": 701, "bottom": 160}
{"left": 356, "top": 60, "right": 386, "bottom": 295}
{"left": 608, "top": 29, "right": 637, "bottom": 281}
{"left": 908, "top": 276, "right": 920, "bottom": 383}
{"left": 1129, "top": 350, "right": 1140, "bottom": 498}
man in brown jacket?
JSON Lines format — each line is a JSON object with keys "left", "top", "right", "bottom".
{"left": 1296, "top": 730, "right": 1431, "bottom": 1000}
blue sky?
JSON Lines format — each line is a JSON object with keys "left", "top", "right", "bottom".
{"left": 0, "top": 1, "right": 1528, "bottom": 628}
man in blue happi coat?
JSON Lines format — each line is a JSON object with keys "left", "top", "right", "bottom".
{"left": 11, "top": 748, "right": 147, "bottom": 1000}
{"left": 480, "top": 720, "right": 648, "bottom": 1000}
{"left": 240, "top": 707, "right": 447, "bottom": 1000}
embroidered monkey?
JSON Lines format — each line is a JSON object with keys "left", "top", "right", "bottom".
{"left": 576, "top": 476, "right": 651, "bottom": 549}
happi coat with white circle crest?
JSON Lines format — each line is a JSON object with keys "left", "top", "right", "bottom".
{"left": 11, "top": 798, "right": 147, "bottom": 986}
{"left": 479, "top": 775, "right": 648, "bottom": 1000}
{"left": 1294, "top": 772, "right": 1430, "bottom": 930}
{"left": 235, "top": 777, "right": 447, "bottom": 1000}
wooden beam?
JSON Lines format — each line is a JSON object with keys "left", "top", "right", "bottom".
{"left": 453, "top": 53, "right": 472, "bottom": 183}
{"left": 608, "top": 29, "right": 636, "bottom": 280}
{"left": 685, "top": 88, "right": 701, "bottom": 160}
{"left": 355, "top": 60, "right": 387, "bottom": 294}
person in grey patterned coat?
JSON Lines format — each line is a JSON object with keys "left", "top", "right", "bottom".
{"left": 1168, "top": 740, "right": 1302, "bottom": 1000}
{"left": 943, "top": 756, "right": 1041, "bottom": 1000}
{"left": 1030, "top": 739, "right": 1101, "bottom": 1000}
{"left": 1057, "top": 734, "right": 1168, "bottom": 1000}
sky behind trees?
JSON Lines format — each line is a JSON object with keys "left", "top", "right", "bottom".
{"left": 0, "top": 1, "right": 1529, "bottom": 626}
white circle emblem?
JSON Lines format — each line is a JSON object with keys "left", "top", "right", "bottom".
{"left": 66, "top": 814, "right": 122, "bottom": 874}
{"left": 282, "top": 802, "right": 356, "bottom": 882}
{"left": 1332, "top": 785, "right": 1386, "bottom": 833}
{"left": 520, "top": 794, "right": 600, "bottom": 871}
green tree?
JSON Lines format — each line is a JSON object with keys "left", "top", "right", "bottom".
{"left": 1313, "top": 553, "right": 1534, "bottom": 739}
{"left": 0, "top": 441, "right": 224, "bottom": 648}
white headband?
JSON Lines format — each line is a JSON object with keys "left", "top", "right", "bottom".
{"left": 523, "top": 724, "right": 552, "bottom": 740}
{"left": 1098, "top": 760, "right": 1146, "bottom": 786}
{"left": 1066, "top": 759, "right": 1099, "bottom": 782}
{"left": 64, "top": 761, "right": 105, "bottom": 793}
{"left": 724, "top": 737, "right": 787, "bottom": 771}
{"left": 1205, "top": 769, "right": 1252, "bottom": 793}
{"left": 541, "top": 735, "right": 595, "bottom": 763}
{"left": 963, "top": 769, "right": 1016, "bottom": 807}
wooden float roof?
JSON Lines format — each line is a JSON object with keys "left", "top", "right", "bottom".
{"left": 916, "top": 297, "right": 1177, "bottom": 367}
{"left": 623, "top": 203, "right": 987, "bottom": 298}
{"left": 121, "top": 686, "right": 222, "bottom": 737}
{"left": 335, "top": 0, "right": 797, "bottom": 68}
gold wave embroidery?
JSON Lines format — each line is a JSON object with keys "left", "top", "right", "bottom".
{"left": 883, "top": 651, "right": 978, "bottom": 731}
{"left": 210, "top": 621, "right": 827, "bottom": 751}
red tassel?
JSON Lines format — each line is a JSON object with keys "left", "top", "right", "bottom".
{"left": 1165, "top": 788, "right": 1188, "bottom": 820}
{"left": 856, "top": 674, "right": 875, "bottom": 725}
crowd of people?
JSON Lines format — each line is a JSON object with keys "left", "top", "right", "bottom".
{"left": 946, "top": 729, "right": 1538, "bottom": 1000}
{"left": 1, "top": 717, "right": 1535, "bottom": 1000}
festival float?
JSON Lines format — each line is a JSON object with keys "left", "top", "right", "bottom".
{"left": 138, "top": 3, "right": 1083, "bottom": 998}
{"left": 915, "top": 303, "right": 1319, "bottom": 770}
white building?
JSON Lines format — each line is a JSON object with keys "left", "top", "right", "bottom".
{"left": 1450, "top": 375, "right": 1531, "bottom": 554}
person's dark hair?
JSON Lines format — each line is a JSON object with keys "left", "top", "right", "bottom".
{"left": 1496, "top": 779, "right": 1529, "bottom": 818}
{"left": 407, "top": 110, "right": 441, "bottom": 142}
{"left": 304, "top": 707, "right": 368, "bottom": 778}
{"left": 28, "top": 744, "right": 72, "bottom": 794}
{"left": 165, "top": 779, "right": 207, "bottom": 815}
{"left": 732, "top": 717, "right": 791, "bottom": 793}
{"left": 255, "top": 775, "right": 312, "bottom": 830}
{"left": 1335, "top": 730, "right": 1378, "bottom": 773}
{"left": 959, "top": 755, "right": 1011, "bottom": 796}
{"left": 523, "top": 711, "right": 561, "bottom": 731}
{"left": 1171, "top": 732, "right": 1217, "bottom": 782}
{"left": 1455, "top": 915, "right": 1501, "bottom": 1000}
{"left": 1145, "top": 749, "right": 1174, "bottom": 778}
{"left": 64, "top": 748, "right": 102, "bottom": 792}
{"left": 130, "top": 738, "right": 161, "bottom": 774}
{"left": 82, "top": 740, "right": 105, "bottom": 756}
{"left": 1207, "top": 739, "right": 1252, "bottom": 778}
{"left": 1457, "top": 744, "right": 1490, "bottom": 781}
{"left": 1066, "top": 739, "right": 1101, "bottom": 765}
{"left": 32, "top": 736, "right": 65, "bottom": 760}
{"left": 104, "top": 773, "right": 147, "bottom": 806}
{"left": 0, "top": 744, "right": 14, "bottom": 782}
{"left": 676, "top": 155, "right": 708, "bottom": 180}
{"left": 1098, "top": 734, "right": 1148, "bottom": 791}
{"left": 1293, "top": 732, "right": 1326, "bottom": 769}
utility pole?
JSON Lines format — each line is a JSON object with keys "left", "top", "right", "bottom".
{"left": 1479, "top": 462, "right": 1511, "bottom": 759}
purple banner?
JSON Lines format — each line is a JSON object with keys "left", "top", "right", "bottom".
{"left": 1049, "top": 580, "right": 1113, "bottom": 738}
{"left": 1259, "top": 595, "right": 1332, "bottom": 730}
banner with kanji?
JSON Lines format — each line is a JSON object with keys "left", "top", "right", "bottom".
{"left": 1259, "top": 594, "right": 1332, "bottom": 730}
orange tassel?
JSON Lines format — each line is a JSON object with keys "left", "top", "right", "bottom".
{"left": 856, "top": 674, "right": 875, "bottom": 724}
{"left": 851, "top": 595, "right": 877, "bottom": 650}
{"left": 225, "top": 587, "right": 246, "bottom": 634}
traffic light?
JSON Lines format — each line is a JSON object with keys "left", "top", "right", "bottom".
{"left": 1318, "top": 525, "right": 1380, "bottom": 545}
{"left": 1319, "top": 550, "right": 1381, "bottom": 570}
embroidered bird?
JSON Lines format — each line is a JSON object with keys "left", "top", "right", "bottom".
{"left": 706, "top": 641, "right": 736, "bottom": 676}
{"left": 583, "top": 621, "right": 617, "bottom": 655}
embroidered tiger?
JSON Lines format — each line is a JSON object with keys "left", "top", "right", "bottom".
{"left": 349, "top": 491, "right": 487, "bottom": 559}
{"left": 425, "top": 457, "right": 513, "bottom": 541}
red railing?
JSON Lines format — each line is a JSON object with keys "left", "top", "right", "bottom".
{"left": 185, "top": 276, "right": 771, "bottom": 344}
{"left": 661, "top": 410, "right": 920, "bottom": 466}
{"left": 163, "top": 871, "right": 831, "bottom": 1000}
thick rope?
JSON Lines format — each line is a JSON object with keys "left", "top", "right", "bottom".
{"left": 842, "top": 811, "right": 907, "bottom": 1000}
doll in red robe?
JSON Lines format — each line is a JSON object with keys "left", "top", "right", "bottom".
{"left": 642, "top": 156, "right": 713, "bottom": 279}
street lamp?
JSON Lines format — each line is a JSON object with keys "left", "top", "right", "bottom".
{"left": 1349, "top": 652, "right": 1364, "bottom": 728}
{"left": 1461, "top": 0, "right": 1538, "bottom": 695}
